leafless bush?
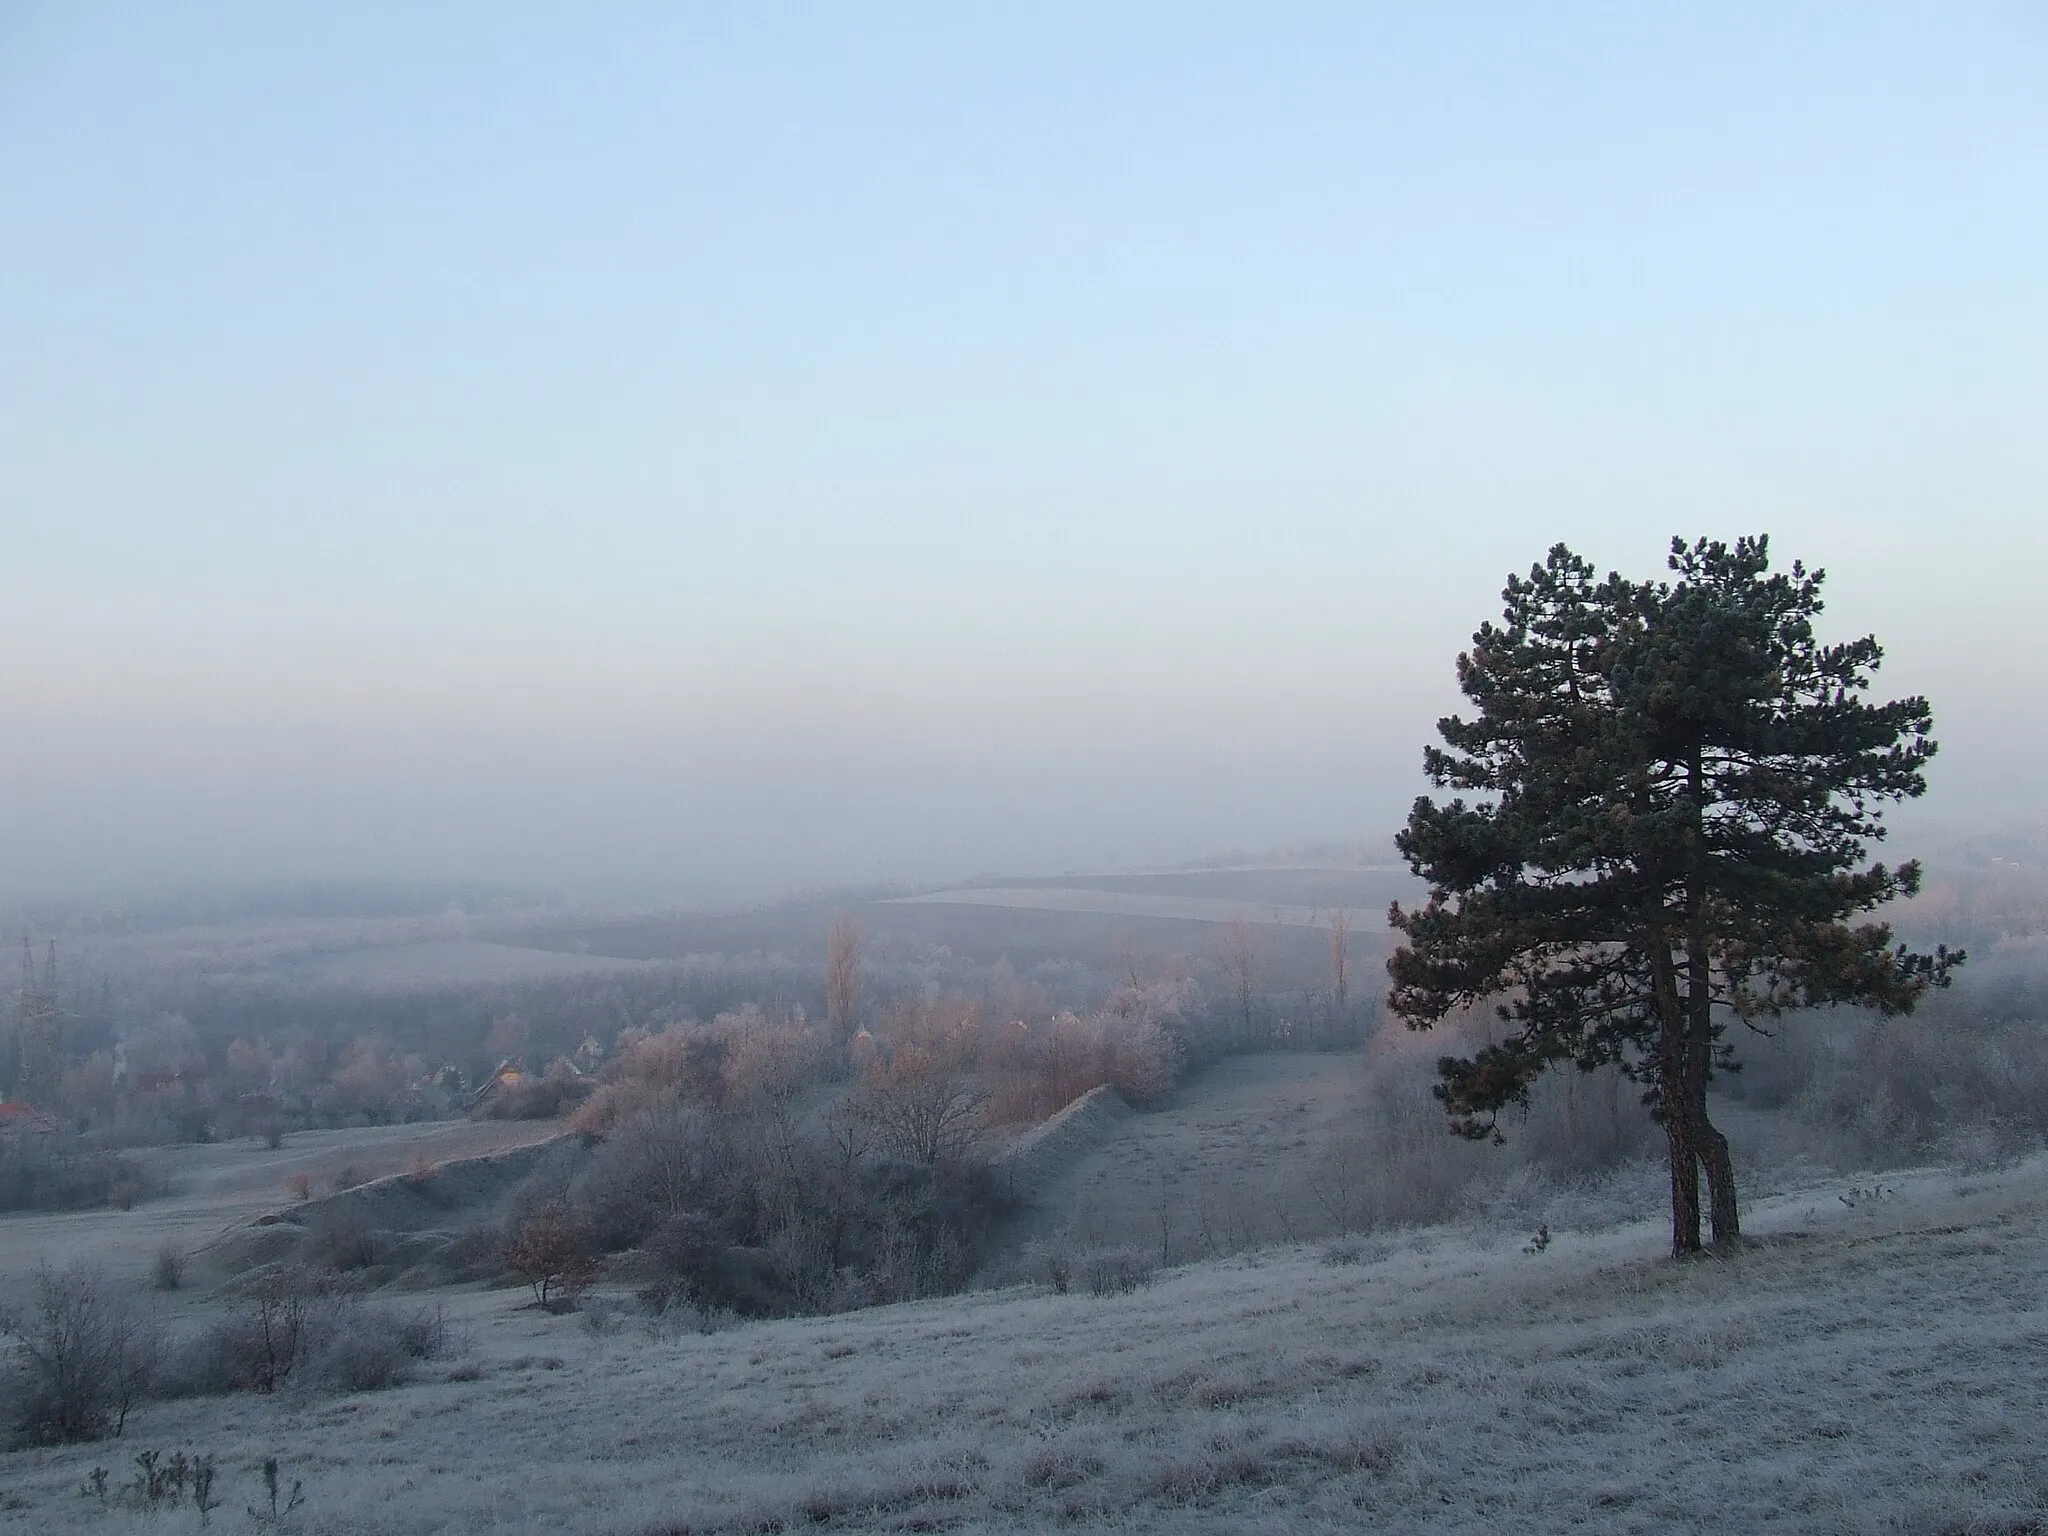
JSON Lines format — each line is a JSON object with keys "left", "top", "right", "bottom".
{"left": 163, "top": 1315, "right": 264, "bottom": 1398}
{"left": 1310, "top": 1060, "right": 1491, "bottom": 1233}
{"left": 848, "top": 1020, "right": 988, "bottom": 1164}
{"left": 152, "top": 1241, "right": 187, "bottom": 1292}
{"left": 98, "top": 1448, "right": 220, "bottom": 1519}
{"left": 1514, "top": 1064, "right": 1654, "bottom": 1177}
{"left": 161, "top": 1277, "right": 446, "bottom": 1400}
{"left": 1320, "top": 1234, "right": 1391, "bottom": 1267}
{"left": 161, "top": 1265, "right": 331, "bottom": 1397}
{"left": 308, "top": 1205, "right": 378, "bottom": 1272}
{"left": 242, "top": 1266, "right": 327, "bottom": 1394}
{"left": 305, "top": 1298, "right": 451, "bottom": 1393}
{"left": 1080, "top": 1246, "right": 1157, "bottom": 1297}
{"left": 0, "top": 1260, "right": 160, "bottom": 1444}
{"left": 1783, "top": 1006, "right": 2048, "bottom": 1167}
{"left": 249, "top": 1456, "right": 307, "bottom": 1525}
{"left": 392, "top": 1302, "right": 448, "bottom": 1360}
{"left": 1020, "top": 1235, "right": 1076, "bottom": 1294}
{"left": 304, "top": 1311, "right": 412, "bottom": 1392}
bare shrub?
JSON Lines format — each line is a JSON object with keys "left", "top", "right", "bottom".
{"left": 1320, "top": 1234, "right": 1391, "bottom": 1267}
{"left": 1515, "top": 1064, "right": 1654, "bottom": 1178}
{"left": 1020, "top": 1235, "right": 1076, "bottom": 1294}
{"left": 1310, "top": 1058, "right": 1490, "bottom": 1233}
{"left": 303, "top": 1309, "right": 412, "bottom": 1392}
{"left": 161, "top": 1279, "right": 444, "bottom": 1400}
{"left": 308, "top": 1205, "right": 378, "bottom": 1272}
{"left": 567, "top": 1108, "right": 721, "bottom": 1250}
{"left": 1783, "top": 1004, "right": 2048, "bottom": 1167}
{"left": 325, "top": 1300, "right": 450, "bottom": 1391}
{"left": 152, "top": 1241, "right": 187, "bottom": 1292}
{"left": 638, "top": 1210, "right": 723, "bottom": 1309}
{"left": 242, "top": 1266, "right": 328, "bottom": 1394}
{"left": 117, "top": 1448, "right": 220, "bottom": 1517}
{"left": 849, "top": 1001, "right": 988, "bottom": 1165}
{"left": 284, "top": 1172, "right": 313, "bottom": 1202}
{"left": 391, "top": 1302, "right": 448, "bottom": 1360}
{"left": 163, "top": 1314, "right": 266, "bottom": 1398}
{"left": 0, "top": 1260, "right": 159, "bottom": 1444}
{"left": 578, "top": 1297, "right": 627, "bottom": 1340}
{"left": 250, "top": 1457, "right": 307, "bottom": 1524}
{"left": 182, "top": 1265, "right": 359, "bottom": 1396}
{"left": 1079, "top": 1246, "right": 1157, "bottom": 1297}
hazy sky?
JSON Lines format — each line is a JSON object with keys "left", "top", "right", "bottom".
{"left": 2, "top": 4, "right": 2044, "bottom": 900}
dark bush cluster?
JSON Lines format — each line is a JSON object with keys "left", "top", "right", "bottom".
{"left": 1725, "top": 994, "right": 2048, "bottom": 1167}
{"left": 505, "top": 1089, "right": 1016, "bottom": 1318}
{"left": 0, "top": 1142, "right": 154, "bottom": 1214}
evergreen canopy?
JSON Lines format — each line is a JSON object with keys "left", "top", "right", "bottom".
{"left": 1388, "top": 536, "right": 1961, "bottom": 1255}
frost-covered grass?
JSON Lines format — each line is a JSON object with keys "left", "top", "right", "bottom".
{"left": 0, "top": 1120, "right": 560, "bottom": 1294}
{"left": 7, "top": 1154, "right": 2046, "bottom": 1534}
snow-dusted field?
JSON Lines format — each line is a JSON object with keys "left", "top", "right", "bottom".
{"left": 5, "top": 1154, "right": 2044, "bottom": 1534}
{"left": 892, "top": 886, "right": 1344, "bottom": 927}
{"left": 0, "top": 1120, "right": 562, "bottom": 1293}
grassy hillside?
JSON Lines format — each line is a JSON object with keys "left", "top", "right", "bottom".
{"left": 4, "top": 1150, "right": 2044, "bottom": 1534}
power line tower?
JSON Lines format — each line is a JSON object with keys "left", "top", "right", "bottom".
{"left": 16, "top": 938, "right": 64, "bottom": 1106}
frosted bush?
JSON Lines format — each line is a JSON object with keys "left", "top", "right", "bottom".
{"left": 1079, "top": 1246, "right": 1156, "bottom": 1297}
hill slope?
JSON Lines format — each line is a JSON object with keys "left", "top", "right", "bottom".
{"left": 6, "top": 1154, "right": 2044, "bottom": 1534}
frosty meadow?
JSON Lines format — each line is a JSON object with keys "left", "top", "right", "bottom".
{"left": 4, "top": 534, "right": 2042, "bottom": 1533}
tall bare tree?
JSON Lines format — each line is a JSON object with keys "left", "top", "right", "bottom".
{"left": 825, "top": 911, "right": 862, "bottom": 1036}
{"left": 1329, "top": 909, "right": 1351, "bottom": 1014}
{"left": 1217, "top": 917, "right": 1260, "bottom": 1045}
{"left": 851, "top": 1006, "right": 987, "bottom": 1165}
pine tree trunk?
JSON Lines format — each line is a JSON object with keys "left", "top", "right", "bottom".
{"left": 1680, "top": 746, "right": 1739, "bottom": 1250}
{"left": 1664, "top": 1092, "right": 1702, "bottom": 1257}
{"left": 1650, "top": 938, "right": 1702, "bottom": 1256}
{"left": 1695, "top": 1110, "right": 1740, "bottom": 1249}
{"left": 1657, "top": 999, "right": 1702, "bottom": 1256}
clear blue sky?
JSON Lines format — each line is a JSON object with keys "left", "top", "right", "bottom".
{"left": 2, "top": 4, "right": 2043, "bottom": 898}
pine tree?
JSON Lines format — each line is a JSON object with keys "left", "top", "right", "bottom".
{"left": 1388, "top": 537, "right": 1962, "bottom": 1256}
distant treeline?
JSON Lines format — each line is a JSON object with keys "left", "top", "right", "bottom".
{"left": 2, "top": 912, "right": 1380, "bottom": 1154}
